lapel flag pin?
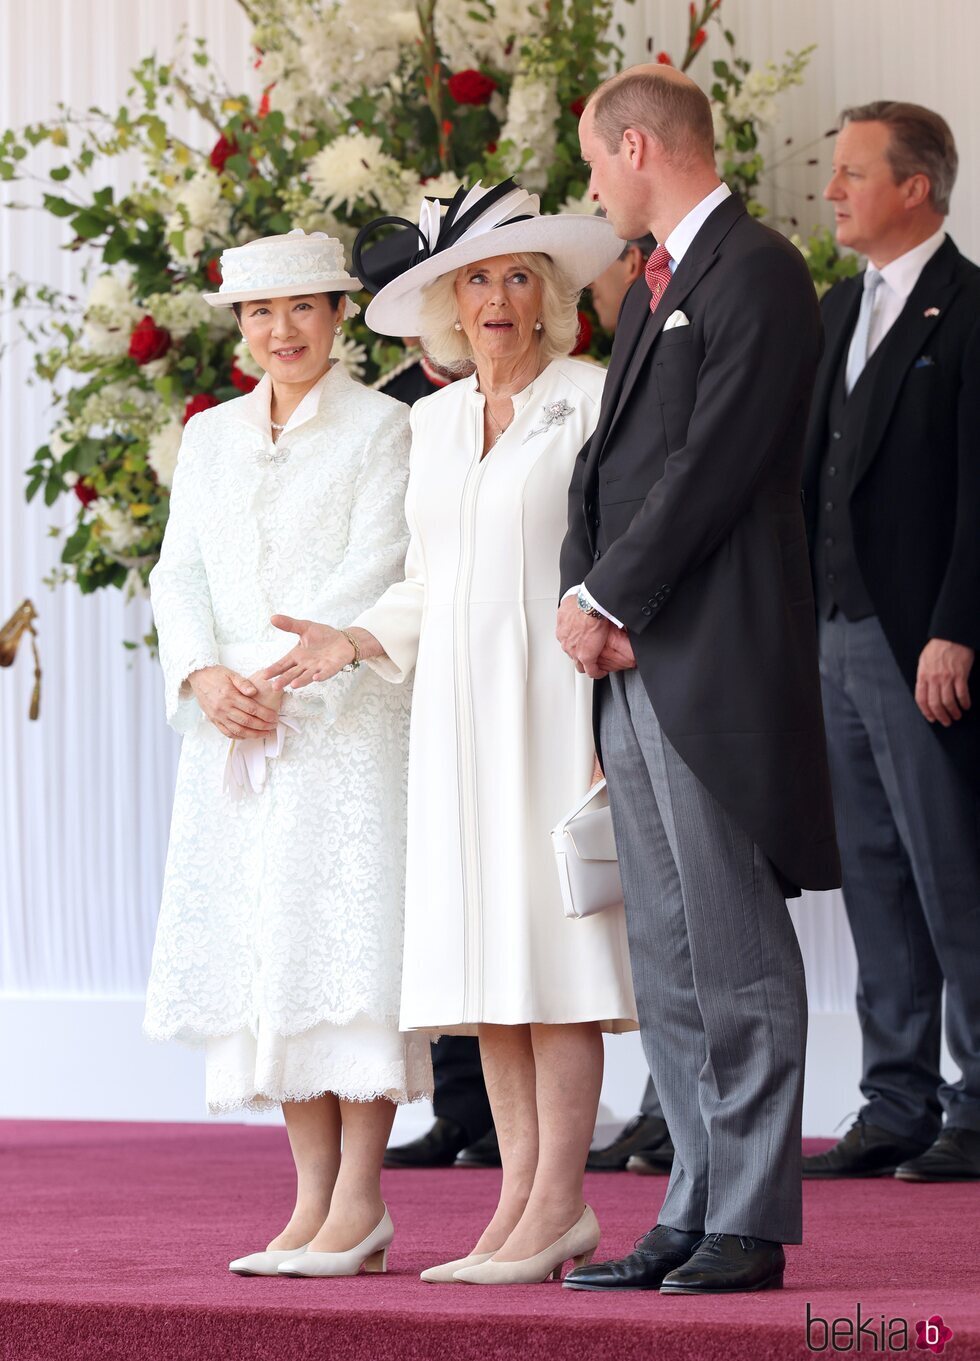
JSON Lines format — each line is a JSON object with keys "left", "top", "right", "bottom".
{"left": 924, "top": 307, "right": 941, "bottom": 317}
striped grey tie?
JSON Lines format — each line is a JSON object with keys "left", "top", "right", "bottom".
{"left": 845, "top": 268, "right": 883, "bottom": 394}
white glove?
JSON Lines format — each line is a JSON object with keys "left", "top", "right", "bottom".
{"left": 222, "top": 716, "right": 300, "bottom": 800}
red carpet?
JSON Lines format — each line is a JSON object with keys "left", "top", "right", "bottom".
{"left": 2, "top": 1120, "right": 977, "bottom": 1361}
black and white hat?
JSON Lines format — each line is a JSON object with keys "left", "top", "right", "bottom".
{"left": 354, "top": 179, "right": 623, "bottom": 336}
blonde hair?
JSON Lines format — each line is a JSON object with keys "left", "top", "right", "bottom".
{"left": 588, "top": 69, "right": 715, "bottom": 167}
{"left": 418, "top": 252, "right": 580, "bottom": 370}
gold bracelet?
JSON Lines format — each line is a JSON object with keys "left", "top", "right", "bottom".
{"left": 340, "top": 629, "right": 361, "bottom": 672}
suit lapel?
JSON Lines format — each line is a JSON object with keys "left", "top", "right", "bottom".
{"left": 584, "top": 279, "right": 648, "bottom": 473}
{"left": 586, "top": 194, "right": 746, "bottom": 480}
{"left": 852, "top": 239, "right": 962, "bottom": 489}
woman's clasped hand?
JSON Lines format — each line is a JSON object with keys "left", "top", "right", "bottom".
{"left": 187, "top": 665, "right": 280, "bottom": 739}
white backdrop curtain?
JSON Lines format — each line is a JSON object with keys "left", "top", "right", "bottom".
{"left": 2, "top": 0, "right": 975, "bottom": 1010}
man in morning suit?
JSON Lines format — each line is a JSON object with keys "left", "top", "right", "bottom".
{"left": 800, "top": 102, "right": 980, "bottom": 1184}
{"left": 557, "top": 64, "right": 841, "bottom": 1295}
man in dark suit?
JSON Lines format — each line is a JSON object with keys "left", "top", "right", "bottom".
{"left": 557, "top": 64, "right": 840, "bottom": 1295}
{"left": 584, "top": 228, "right": 676, "bottom": 1179}
{"left": 800, "top": 102, "right": 980, "bottom": 1184}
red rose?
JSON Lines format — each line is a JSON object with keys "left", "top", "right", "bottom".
{"left": 230, "top": 361, "right": 259, "bottom": 394}
{"left": 210, "top": 134, "right": 238, "bottom": 174}
{"left": 692, "top": 27, "right": 707, "bottom": 50}
{"left": 448, "top": 69, "right": 497, "bottom": 106}
{"left": 569, "top": 96, "right": 587, "bottom": 119}
{"left": 183, "top": 393, "right": 219, "bottom": 425}
{"left": 73, "top": 479, "right": 98, "bottom": 507}
{"left": 571, "top": 310, "right": 593, "bottom": 356}
{"left": 656, "top": 50, "right": 673, "bottom": 65}
{"left": 206, "top": 257, "right": 223, "bottom": 286}
{"left": 128, "top": 315, "right": 172, "bottom": 365}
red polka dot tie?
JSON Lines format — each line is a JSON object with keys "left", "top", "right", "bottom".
{"left": 644, "top": 244, "right": 673, "bottom": 315}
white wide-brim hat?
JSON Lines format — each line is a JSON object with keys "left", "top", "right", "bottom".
{"left": 355, "top": 180, "right": 624, "bottom": 336}
{"left": 204, "top": 229, "right": 363, "bottom": 312}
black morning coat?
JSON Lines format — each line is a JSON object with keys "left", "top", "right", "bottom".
{"left": 560, "top": 193, "right": 842, "bottom": 897}
{"left": 802, "top": 236, "right": 980, "bottom": 795}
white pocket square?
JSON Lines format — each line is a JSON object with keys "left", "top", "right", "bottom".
{"left": 663, "top": 310, "right": 690, "bottom": 330}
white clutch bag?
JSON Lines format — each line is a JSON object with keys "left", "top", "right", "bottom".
{"left": 551, "top": 779, "right": 624, "bottom": 919}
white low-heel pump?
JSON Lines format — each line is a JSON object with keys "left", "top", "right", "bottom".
{"left": 420, "top": 1252, "right": 494, "bottom": 1283}
{"left": 229, "top": 1246, "right": 308, "bottom": 1276}
{"left": 277, "top": 1208, "right": 394, "bottom": 1278}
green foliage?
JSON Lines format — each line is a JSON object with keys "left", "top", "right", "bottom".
{"left": 2, "top": 0, "right": 841, "bottom": 626}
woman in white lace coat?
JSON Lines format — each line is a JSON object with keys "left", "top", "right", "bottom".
{"left": 145, "top": 231, "right": 431, "bottom": 1279}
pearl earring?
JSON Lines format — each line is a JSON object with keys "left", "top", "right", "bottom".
{"left": 534, "top": 321, "right": 543, "bottom": 331}
{"left": 335, "top": 324, "right": 343, "bottom": 335}
{"left": 453, "top": 321, "right": 463, "bottom": 332}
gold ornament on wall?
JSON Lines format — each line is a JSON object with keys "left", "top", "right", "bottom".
{"left": 0, "top": 599, "right": 41, "bottom": 720}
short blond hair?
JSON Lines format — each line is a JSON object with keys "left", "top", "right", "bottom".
{"left": 419, "top": 252, "right": 580, "bottom": 370}
{"left": 588, "top": 68, "right": 715, "bottom": 166}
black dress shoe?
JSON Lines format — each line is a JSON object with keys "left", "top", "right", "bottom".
{"left": 660, "top": 1233, "right": 785, "bottom": 1294}
{"left": 894, "top": 1127, "right": 980, "bottom": 1182}
{"left": 626, "top": 1134, "right": 675, "bottom": 1175}
{"left": 802, "top": 1118, "right": 930, "bottom": 1179}
{"left": 455, "top": 1127, "right": 501, "bottom": 1168}
{"left": 586, "top": 1114, "right": 672, "bottom": 1171}
{"left": 562, "top": 1224, "right": 703, "bottom": 1291}
{"left": 383, "top": 1117, "right": 469, "bottom": 1168}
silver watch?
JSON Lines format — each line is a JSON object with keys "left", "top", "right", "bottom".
{"left": 576, "top": 587, "right": 603, "bottom": 618}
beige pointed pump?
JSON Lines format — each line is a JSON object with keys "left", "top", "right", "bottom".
{"left": 452, "top": 1206, "right": 600, "bottom": 1285}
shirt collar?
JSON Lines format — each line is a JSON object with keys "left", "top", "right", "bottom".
{"left": 663, "top": 182, "right": 732, "bottom": 268}
{"left": 874, "top": 227, "right": 947, "bottom": 301}
{"left": 238, "top": 362, "right": 343, "bottom": 437}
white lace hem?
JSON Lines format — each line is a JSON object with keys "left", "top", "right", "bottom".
{"left": 203, "top": 1013, "right": 433, "bottom": 1113}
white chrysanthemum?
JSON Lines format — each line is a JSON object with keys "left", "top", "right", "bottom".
{"left": 82, "top": 273, "right": 145, "bottom": 357}
{"left": 146, "top": 417, "right": 184, "bottom": 489}
{"left": 308, "top": 132, "right": 411, "bottom": 215}
{"left": 142, "top": 289, "right": 212, "bottom": 340}
{"left": 435, "top": 0, "right": 545, "bottom": 74}
{"left": 90, "top": 498, "right": 144, "bottom": 553}
{"left": 234, "top": 339, "right": 265, "bottom": 382}
{"left": 332, "top": 332, "right": 368, "bottom": 381}
{"left": 165, "top": 169, "right": 233, "bottom": 269}
{"left": 280, "top": 187, "right": 358, "bottom": 250}
{"left": 499, "top": 73, "right": 560, "bottom": 193}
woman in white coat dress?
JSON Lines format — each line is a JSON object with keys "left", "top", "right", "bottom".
{"left": 144, "top": 230, "right": 431, "bottom": 1280}
{"left": 263, "top": 184, "right": 638, "bottom": 1286}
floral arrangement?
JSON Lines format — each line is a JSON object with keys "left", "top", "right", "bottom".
{"left": 1, "top": 0, "right": 854, "bottom": 621}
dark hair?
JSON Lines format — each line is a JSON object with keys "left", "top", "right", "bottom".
{"left": 840, "top": 101, "right": 957, "bottom": 215}
{"left": 620, "top": 233, "right": 656, "bottom": 261}
{"left": 232, "top": 291, "right": 343, "bottom": 320}
{"left": 588, "top": 70, "right": 715, "bottom": 166}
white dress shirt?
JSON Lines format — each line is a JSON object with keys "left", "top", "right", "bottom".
{"left": 576, "top": 182, "right": 733, "bottom": 627}
{"left": 848, "top": 227, "right": 947, "bottom": 372}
